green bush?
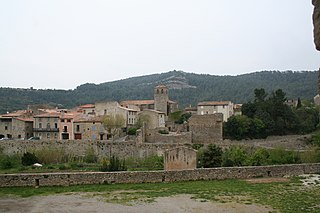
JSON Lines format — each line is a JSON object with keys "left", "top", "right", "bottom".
{"left": 128, "top": 127, "right": 138, "bottom": 135}
{"left": 0, "top": 156, "right": 14, "bottom": 169}
{"left": 21, "top": 152, "right": 39, "bottom": 166}
{"left": 58, "top": 164, "right": 70, "bottom": 170}
{"left": 222, "top": 146, "right": 248, "bottom": 167}
{"left": 198, "top": 144, "right": 223, "bottom": 168}
{"left": 247, "top": 148, "right": 270, "bottom": 166}
{"left": 126, "top": 155, "right": 163, "bottom": 171}
{"left": 158, "top": 130, "right": 169, "bottom": 134}
{"left": 299, "top": 148, "right": 320, "bottom": 163}
{"left": 34, "top": 148, "right": 67, "bottom": 164}
{"left": 99, "top": 156, "right": 127, "bottom": 172}
{"left": 268, "top": 148, "right": 301, "bottom": 165}
{"left": 310, "top": 131, "right": 320, "bottom": 146}
{"left": 84, "top": 147, "right": 98, "bottom": 163}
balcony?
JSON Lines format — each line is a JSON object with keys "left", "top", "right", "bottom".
{"left": 33, "top": 128, "right": 59, "bottom": 132}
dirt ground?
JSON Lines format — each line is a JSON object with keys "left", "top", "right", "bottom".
{"left": 0, "top": 194, "right": 277, "bottom": 213}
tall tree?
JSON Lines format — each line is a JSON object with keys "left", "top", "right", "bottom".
{"left": 102, "top": 114, "right": 125, "bottom": 141}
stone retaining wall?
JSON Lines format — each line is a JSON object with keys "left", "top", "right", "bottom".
{"left": 0, "top": 140, "right": 185, "bottom": 159}
{"left": 1, "top": 163, "right": 319, "bottom": 187}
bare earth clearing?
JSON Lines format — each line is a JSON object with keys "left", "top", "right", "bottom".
{"left": 0, "top": 194, "right": 276, "bottom": 213}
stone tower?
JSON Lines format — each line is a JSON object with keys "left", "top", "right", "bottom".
{"left": 154, "top": 85, "right": 169, "bottom": 115}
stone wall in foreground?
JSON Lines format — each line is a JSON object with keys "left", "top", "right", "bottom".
{"left": 1, "top": 163, "right": 319, "bottom": 187}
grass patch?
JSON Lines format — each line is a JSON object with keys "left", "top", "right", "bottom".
{"left": 0, "top": 177, "right": 320, "bottom": 212}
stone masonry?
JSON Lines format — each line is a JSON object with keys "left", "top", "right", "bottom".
{"left": 188, "top": 114, "right": 223, "bottom": 144}
{"left": 0, "top": 163, "right": 319, "bottom": 187}
{"left": 164, "top": 147, "right": 197, "bottom": 171}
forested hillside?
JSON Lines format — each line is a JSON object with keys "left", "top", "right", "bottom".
{"left": 0, "top": 70, "right": 317, "bottom": 114}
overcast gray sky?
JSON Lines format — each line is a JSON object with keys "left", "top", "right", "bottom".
{"left": 0, "top": 0, "right": 319, "bottom": 89}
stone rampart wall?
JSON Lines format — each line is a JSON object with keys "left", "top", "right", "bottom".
{"left": 0, "top": 163, "right": 319, "bottom": 187}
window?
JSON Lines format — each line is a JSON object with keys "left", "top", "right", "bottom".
{"left": 76, "top": 125, "right": 80, "bottom": 132}
{"left": 64, "top": 126, "right": 67, "bottom": 132}
{"left": 39, "top": 123, "right": 42, "bottom": 128}
{"left": 18, "top": 135, "right": 21, "bottom": 139}
{"left": 4, "top": 126, "right": 7, "bottom": 130}
{"left": 47, "top": 133, "right": 50, "bottom": 139}
{"left": 67, "top": 119, "right": 71, "bottom": 123}
{"left": 55, "top": 123, "right": 58, "bottom": 128}
{"left": 104, "top": 109, "right": 107, "bottom": 115}
{"left": 54, "top": 133, "right": 58, "bottom": 139}
{"left": 60, "top": 119, "right": 64, "bottom": 122}
{"left": 47, "top": 123, "right": 50, "bottom": 129}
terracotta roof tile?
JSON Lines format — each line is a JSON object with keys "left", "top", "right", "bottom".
{"left": 15, "top": 117, "right": 33, "bottom": 122}
{"left": 79, "top": 104, "right": 95, "bottom": 109}
{"left": 198, "top": 101, "right": 231, "bottom": 106}
{"left": 120, "top": 100, "right": 155, "bottom": 105}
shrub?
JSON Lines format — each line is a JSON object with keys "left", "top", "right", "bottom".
{"left": 84, "top": 147, "right": 98, "bottom": 163}
{"left": 99, "top": 156, "right": 127, "bottom": 172}
{"left": 198, "top": 144, "right": 223, "bottom": 168}
{"left": 158, "top": 130, "right": 169, "bottom": 134}
{"left": 34, "top": 148, "right": 67, "bottom": 164}
{"left": 300, "top": 148, "right": 320, "bottom": 163}
{"left": 0, "top": 156, "right": 14, "bottom": 169}
{"left": 58, "top": 164, "right": 70, "bottom": 170}
{"left": 127, "top": 127, "right": 138, "bottom": 135}
{"left": 125, "top": 155, "right": 164, "bottom": 171}
{"left": 268, "top": 148, "right": 301, "bottom": 165}
{"left": 21, "top": 152, "right": 39, "bottom": 166}
{"left": 247, "top": 148, "right": 270, "bottom": 166}
{"left": 222, "top": 146, "right": 248, "bottom": 167}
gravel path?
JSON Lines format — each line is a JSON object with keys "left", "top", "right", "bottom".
{"left": 0, "top": 194, "right": 276, "bottom": 213}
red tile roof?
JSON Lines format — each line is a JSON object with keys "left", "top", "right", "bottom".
{"left": 34, "top": 112, "right": 61, "bottom": 118}
{"left": 15, "top": 117, "right": 33, "bottom": 122}
{"left": 120, "top": 100, "right": 155, "bottom": 105}
{"left": 198, "top": 101, "right": 231, "bottom": 106}
{"left": 79, "top": 104, "right": 95, "bottom": 109}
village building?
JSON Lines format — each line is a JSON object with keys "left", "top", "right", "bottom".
{"left": 59, "top": 112, "right": 77, "bottom": 140}
{"left": 188, "top": 114, "right": 223, "bottom": 144}
{"left": 78, "top": 104, "right": 95, "bottom": 115}
{"left": 120, "top": 85, "right": 178, "bottom": 116}
{"left": 95, "top": 101, "right": 138, "bottom": 128}
{"left": 184, "top": 105, "right": 197, "bottom": 115}
{"left": 33, "top": 112, "right": 60, "bottom": 140}
{"left": 233, "top": 104, "right": 242, "bottom": 116}
{"left": 73, "top": 115, "right": 107, "bottom": 140}
{"left": 0, "top": 110, "right": 33, "bottom": 139}
{"left": 137, "top": 109, "right": 166, "bottom": 129}
{"left": 197, "top": 101, "right": 234, "bottom": 122}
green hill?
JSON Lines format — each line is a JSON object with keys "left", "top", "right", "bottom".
{"left": 0, "top": 70, "right": 317, "bottom": 114}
